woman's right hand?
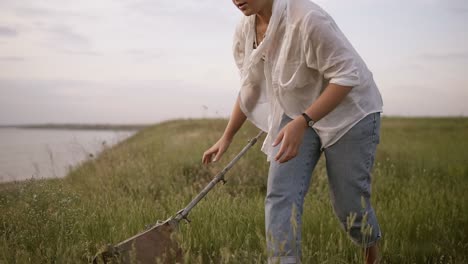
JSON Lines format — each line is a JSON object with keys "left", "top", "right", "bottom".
{"left": 202, "top": 136, "right": 233, "bottom": 165}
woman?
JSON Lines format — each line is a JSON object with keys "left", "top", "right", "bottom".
{"left": 202, "top": 0, "right": 383, "bottom": 263}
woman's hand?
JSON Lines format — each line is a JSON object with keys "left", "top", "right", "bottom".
{"left": 272, "top": 116, "right": 308, "bottom": 163}
{"left": 202, "top": 136, "right": 233, "bottom": 165}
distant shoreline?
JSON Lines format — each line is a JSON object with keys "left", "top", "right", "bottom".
{"left": 0, "top": 124, "right": 150, "bottom": 131}
{"left": 1, "top": 115, "right": 467, "bottom": 131}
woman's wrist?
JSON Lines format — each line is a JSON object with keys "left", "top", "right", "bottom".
{"left": 294, "top": 116, "right": 309, "bottom": 129}
{"left": 221, "top": 132, "right": 235, "bottom": 142}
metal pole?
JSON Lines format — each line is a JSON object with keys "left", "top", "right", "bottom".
{"left": 173, "top": 131, "right": 264, "bottom": 222}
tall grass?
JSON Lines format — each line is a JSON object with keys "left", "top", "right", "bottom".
{"left": 1, "top": 117, "right": 467, "bottom": 263}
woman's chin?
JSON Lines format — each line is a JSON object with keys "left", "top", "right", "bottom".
{"left": 239, "top": 9, "right": 255, "bottom": 16}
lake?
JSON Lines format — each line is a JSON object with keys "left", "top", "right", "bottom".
{"left": 0, "top": 128, "right": 137, "bottom": 182}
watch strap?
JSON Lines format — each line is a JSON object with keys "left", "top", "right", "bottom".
{"left": 301, "top": 113, "right": 315, "bottom": 127}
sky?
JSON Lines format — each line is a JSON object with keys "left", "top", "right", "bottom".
{"left": 0, "top": 0, "right": 467, "bottom": 125}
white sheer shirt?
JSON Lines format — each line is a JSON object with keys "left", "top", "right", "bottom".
{"left": 232, "top": 0, "right": 384, "bottom": 162}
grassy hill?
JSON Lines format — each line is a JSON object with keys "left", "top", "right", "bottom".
{"left": 1, "top": 117, "right": 467, "bottom": 263}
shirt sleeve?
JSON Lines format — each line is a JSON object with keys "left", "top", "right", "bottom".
{"left": 303, "top": 10, "right": 360, "bottom": 87}
{"left": 232, "top": 19, "right": 246, "bottom": 73}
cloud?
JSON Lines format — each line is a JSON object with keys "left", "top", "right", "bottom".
{"left": 60, "top": 49, "right": 103, "bottom": 56}
{"left": 125, "top": 0, "right": 238, "bottom": 24}
{"left": 125, "top": 49, "right": 160, "bottom": 56}
{"left": 14, "top": 6, "right": 98, "bottom": 20}
{"left": 31, "top": 23, "right": 94, "bottom": 54}
{"left": 435, "top": 0, "right": 468, "bottom": 14}
{"left": 8, "top": 5, "right": 97, "bottom": 51}
{"left": 0, "top": 26, "right": 18, "bottom": 37}
{"left": 124, "top": 49, "right": 164, "bottom": 63}
{"left": 45, "top": 24, "right": 90, "bottom": 45}
{"left": 419, "top": 51, "right": 468, "bottom": 62}
{"left": 0, "top": 56, "right": 24, "bottom": 61}
{"left": 126, "top": 0, "right": 209, "bottom": 17}
{"left": 450, "top": 6, "right": 468, "bottom": 14}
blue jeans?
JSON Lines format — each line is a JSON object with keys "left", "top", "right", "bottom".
{"left": 265, "top": 112, "right": 382, "bottom": 263}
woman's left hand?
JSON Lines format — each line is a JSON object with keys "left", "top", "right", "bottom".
{"left": 272, "top": 116, "right": 308, "bottom": 163}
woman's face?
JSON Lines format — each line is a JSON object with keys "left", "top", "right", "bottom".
{"left": 231, "top": 0, "right": 269, "bottom": 16}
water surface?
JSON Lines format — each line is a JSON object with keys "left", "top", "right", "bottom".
{"left": 0, "top": 128, "right": 136, "bottom": 182}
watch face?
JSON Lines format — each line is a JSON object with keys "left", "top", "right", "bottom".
{"left": 308, "top": 120, "right": 314, "bottom": 127}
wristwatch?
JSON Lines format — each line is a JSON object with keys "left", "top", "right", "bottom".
{"left": 301, "top": 113, "right": 315, "bottom": 128}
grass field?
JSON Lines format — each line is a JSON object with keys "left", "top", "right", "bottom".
{"left": 1, "top": 117, "right": 467, "bottom": 263}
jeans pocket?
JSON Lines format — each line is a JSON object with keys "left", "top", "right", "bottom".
{"left": 344, "top": 113, "right": 376, "bottom": 142}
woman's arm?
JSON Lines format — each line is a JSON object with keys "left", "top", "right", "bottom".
{"left": 272, "top": 83, "right": 352, "bottom": 163}
{"left": 202, "top": 95, "right": 247, "bottom": 164}
{"left": 303, "top": 83, "right": 352, "bottom": 123}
